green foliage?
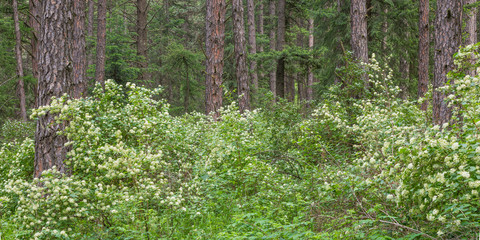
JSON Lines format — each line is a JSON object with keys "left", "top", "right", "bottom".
{"left": 0, "top": 119, "right": 35, "bottom": 144}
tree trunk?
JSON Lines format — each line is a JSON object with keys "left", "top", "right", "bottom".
{"left": 87, "top": 0, "right": 95, "bottom": 74}
{"left": 205, "top": 0, "right": 226, "bottom": 119}
{"left": 350, "top": 0, "right": 369, "bottom": 85}
{"left": 276, "top": 0, "right": 286, "bottom": 98}
{"left": 184, "top": 66, "right": 190, "bottom": 112}
{"left": 433, "top": 0, "right": 461, "bottom": 125}
{"left": 258, "top": 1, "right": 264, "bottom": 53}
{"left": 269, "top": 0, "right": 276, "bottom": 97}
{"left": 418, "top": 0, "right": 429, "bottom": 111}
{"left": 247, "top": 0, "right": 258, "bottom": 90}
{"left": 73, "top": 0, "right": 87, "bottom": 98}
{"left": 464, "top": 0, "right": 477, "bottom": 76}
{"left": 13, "top": 0, "right": 27, "bottom": 122}
{"left": 233, "top": 0, "right": 251, "bottom": 112}
{"left": 95, "top": 0, "right": 106, "bottom": 89}
{"left": 29, "top": 0, "right": 41, "bottom": 108}
{"left": 35, "top": 0, "right": 84, "bottom": 178}
{"left": 137, "top": 0, "right": 149, "bottom": 81}
{"left": 464, "top": 0, "right": 477, "bottom": 45}
{"left": 307, "top": 18, "right": 314, "bottom": 103}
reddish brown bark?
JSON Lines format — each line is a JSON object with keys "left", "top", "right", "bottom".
{"left": 233, "top": 0, "right": 251, "bottom": 112}
{"left": 307, "top": 18, "right": 314, "bottom": 103}
{"left": 35, "top": 0, "right": 85, "bottom": 178}
{"left": 418, "top": 0, "right": 429, "bottom": 111}
{"left": 205, "top": 0, "right": 226, "bottom": 119}
{"left": 73, "top": 0, "right": 87, "bottom": 98}
{"left": 269, "top": 0, "right": 276, "bottom": 97}
{"left": 247, "top": 0, "right": 258, "bottom": 90}
{"left": 433, "top": 0, "right": 461, "bottom": 125}
{"left": 87, "top": 0, "right": 95, "bottom": 74}
{"left": 13, "top": 0, "right": 27, "bottom": 121}
{"left": 95, "top": 0, "right": 106, "bottom": 89}
{"left": 275, "top": 0, "right": 286, "bottom": 98}
{"left": 350, "top": 0, "right": 369, "bottom": 84}
{"left": 29, "top": 0, "right": 41, "bottom": 108}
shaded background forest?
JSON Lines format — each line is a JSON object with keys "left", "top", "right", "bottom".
{"left": 1, "top": 0, "right": 470, "bottom": 121}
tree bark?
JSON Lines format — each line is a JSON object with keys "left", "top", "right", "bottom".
{"left": 73, "top": 0, "right": 87, "bottom": 98}
{"left": 275, "top": 0, "right": 286, "bottom": 98}
{"left": 418, "top": 0, "right": 429, "bottom": 111}
{"left": 95, "top": 0, "right": 106, "bottom": 89}
{"left": 87, "top": 0, "right": 95, "bottom": 75}
{"left": 29, "top": 0, "right": 41, "bottom": 108}
{"left": 269, "top": 0, "right": 276, "bottom": 97}
{"left": 464, "top": 0, "right": 477, "bottom": 45}
{"left": 433, "top": 0, "right": 461, "bottom": 125}
{"left": 350, "top": 0, "right": 369, "bottom": 85}
{"left": 233, "top": 0, "right": 251, "bottom": 112}
{"left": 137, "top": 0, "right": 149, "bottom": 81}
{"left": 35, "top": 0, "right": 85, "bottom": 178}
{"left": 205, "top": 0, "right": 226, "bottom": 119}
{"left": 307, "top": 18, "right": 314, "bottom": 103}
{"left": 13, "top": 0, "right": 27, "bottom": 122}
{"left": 464, "top": 0, "right": 477, "bottom": 76}
{"left": 258, "top": 1, "right": 264, "bottom": 53}
{"left": 247, "top": 0, "right": 258, "bottom": 90}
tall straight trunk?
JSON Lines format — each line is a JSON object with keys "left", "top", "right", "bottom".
{"left": 307, "top": 18, "right": 314, "bottom": 103}
{"left": 73, "top": 0, "right": 87, "bottom": 98}
{"left": 233, "top": 0, "right": 251, "bottom": 112}
{"left": 433, "top": 0, "right": 461, "bottom": 125}
{"left": 184, "top": 66, "right": 189, "bottom": 112}
{"left": 137, "top": 0, "right": 149, "bottom": 81}
{"left": 96, "top": 0, "right": 107, "bottom": 89}
{"left": 269, "top": 0, "right": 276, "bottom": 96}
{"left": 464, "top": 0, "right": 477, "bottom": 76}
{"left": 29, "top": 0, "right": 41, "bottom": 108}
{"left": 205, "top": 0, "right": 226, "bottom": 119}
{"left": 334, "top": 0, "right": 343, "bottom": 85}
{"left": 464, "top": 0, "right": 477, "bottom": 45}
{"left": 296, "top": 21, "right": 305, "bottom": 102}
{"left": 35, "top": 0, "right": 83, "bottom": 178}
{"left": 87, "top": 0, "right": 94, "bottom": 73}
{"left": 418, "top": 0, "right": 429, "bottom": 111}
{"left": 247, "top": 0, "right": 258, "bottom": 90}
{"left": 258, "top": 2, "right": 264, "bottom": 53}
{"left": 276, "top": 0, "right": 286, "bottom": 98}
{"left": 257, "top": 2, "right": 265, "bottom": 80}
{"left": 350, "top": 0, "right": 369, "bottom": 85}
{"left": 13, "top": 0, "right": 27, "bottom": 121}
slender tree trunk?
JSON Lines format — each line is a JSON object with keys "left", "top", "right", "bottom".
{"left": 276, "top": 0, "right": 286, "bottom": 98}
{"left": 433, "top": 0, "right": 461, "bottom": 125}
{"left": 13, "top": 0, "right": 27, "bottom": 122}
{"left": 247, "top": 0, "right": 258, "bottom": 90}
{"left": 350, "top": 0, "right": 369, "bottom": 85}
{"left": 418, "top": 0, "right": 429, "bottom": 111}
{"left": 307, "top": 18, "right": 314, "bottom": 103}
{"left": 269, "top": 0, "right": 276, "bottom": 97}
{"left": 35, "top": 0, "right": 83, "bottom": 178}
{"left": 87, "top": 0, "right": 94, "bottom": 77}
{"left": 184, "top": 66, "right": 189, "bottom": 112}
{"left": 257, "top": 1, "right": 265, "bottom": 80}
{"left": 258, "top": 2, "right": 264, "bottom": 53}
{"left": 334, "top": 0, "right": 343, "bottom": 85}
{"left": 464, "top": 0, "right": 477, "bottom": 76}
{"left": 296, "top": 21, "right": 304, "bottom": 102}
{"left": 464, "top": 0, "right": 477, "bottom": 45}
{"left": 233, "top": 0, "right": 251, "bottom": 112}
{"left": 137, "top": 0, "right": 149, "bottom": 81}
{"left": 95, "top": 0, "right": 106, "bottom": 89}
{"left": 205, "top": 0, "right": 226, "bottom": 119}
{"left": 73, "top": 0, "right": 87, "bottom": 98}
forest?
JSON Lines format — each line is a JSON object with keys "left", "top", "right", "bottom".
{"left": 1, "top": 0, "right": 480, "bottom": 239}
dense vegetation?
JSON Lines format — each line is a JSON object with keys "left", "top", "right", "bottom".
{"left": 1, "top": 47, "right": 480, "bottom": 239}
